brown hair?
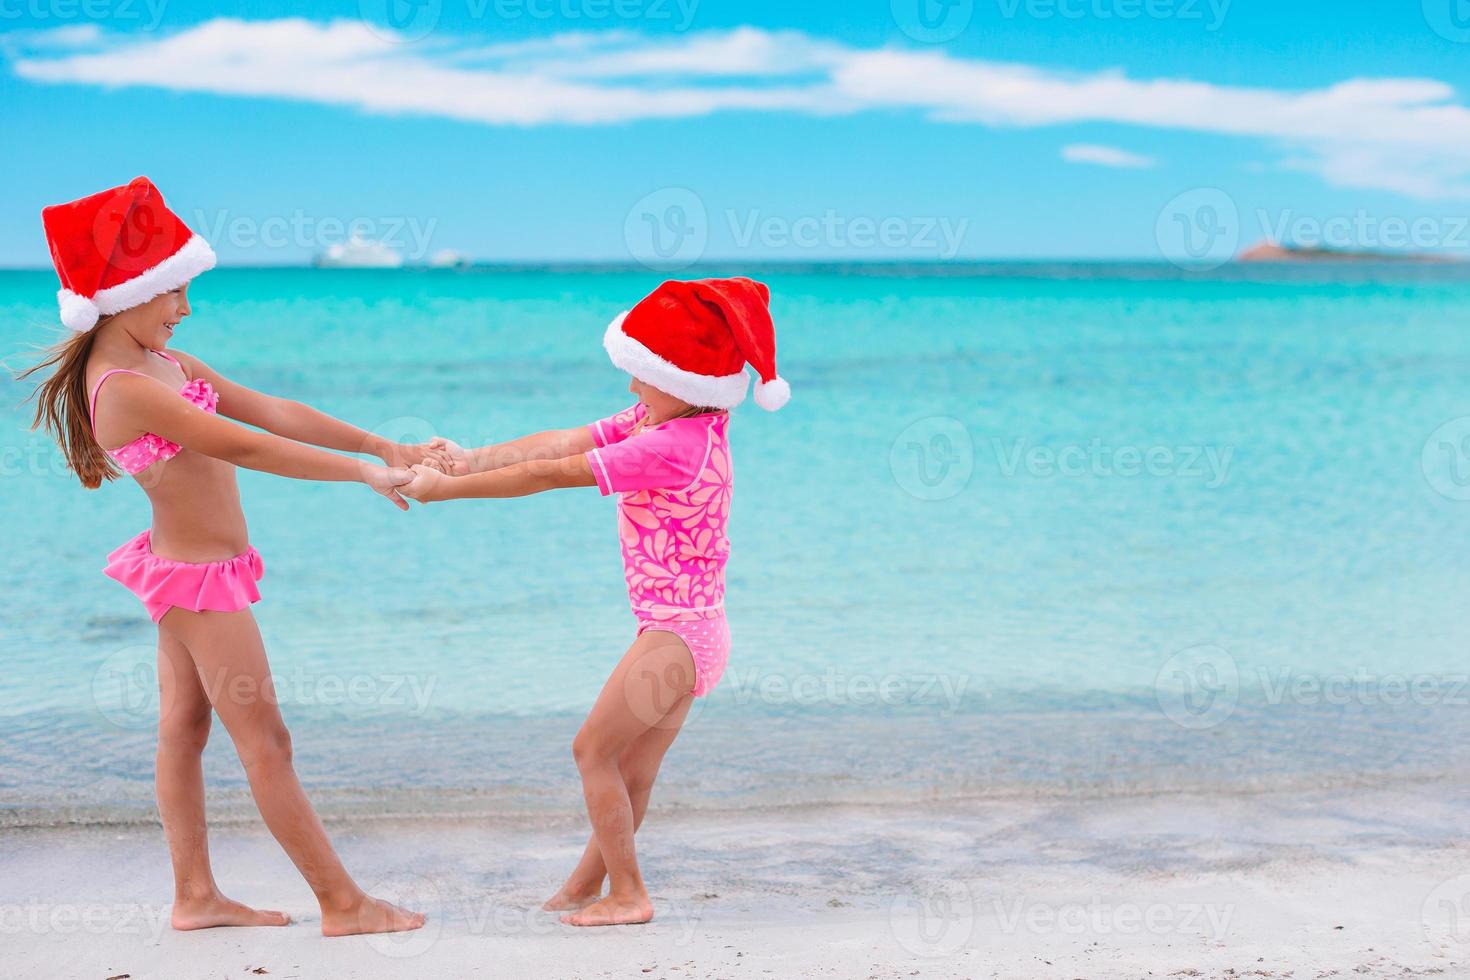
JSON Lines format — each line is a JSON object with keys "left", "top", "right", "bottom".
{"left": 640, "top": 405, "right": 724, "bottom": 431}
{"left": 670, "top": 405, "right": 723, "bottom": 420}
{"left": 14, "top": 323, "right": 118, "bottom": 489}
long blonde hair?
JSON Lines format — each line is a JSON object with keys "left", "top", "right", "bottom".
{"left": 15, "top": 323, "right": 118, "bottom": 489}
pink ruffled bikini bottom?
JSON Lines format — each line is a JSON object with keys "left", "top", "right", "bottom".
{"left": 104, "top": 530, "right": 265, "bottom": 623}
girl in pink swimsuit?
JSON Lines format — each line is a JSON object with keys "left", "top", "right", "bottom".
{"left": 19, "top": 178, "right": 427, "bottom": 937}
{"left": 401, "top": 276, "right": 789, "bottom": 927}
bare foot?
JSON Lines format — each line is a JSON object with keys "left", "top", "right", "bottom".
{"left": 171, "top": 893, "right": 291, "bottom": 931}
{"left": 560, "top": 894, "right": 654, "bottom": 927}
{"left": 321, "top": 895, "right": 426, "bottom": 938}
{"left": 542, "top": 887, "right": 603, "bottom": 912}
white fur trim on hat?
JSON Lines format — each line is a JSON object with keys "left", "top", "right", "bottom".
{"left": 60, "top": 234, "right": 217, "bottom": 331}
{"left": 754, "top": 375, "right": 790, "bottom": 411}
{"left": 603, "top": 312, "right": 750, "bottom": 409}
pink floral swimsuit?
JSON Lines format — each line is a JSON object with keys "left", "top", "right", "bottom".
{"left": 586, "top": 404, "right": 732, "bottom": 697}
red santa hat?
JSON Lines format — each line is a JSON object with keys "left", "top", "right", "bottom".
{"left": 603, "top": 277, "right": 789, "bottom": 411}
{"left": 41, "top": 176, "right": 216, "bottom": 332}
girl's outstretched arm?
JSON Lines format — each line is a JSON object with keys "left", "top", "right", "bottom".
{"left": 401, "top": 455, "right": 595, "bottom": 502}
{"left": 171, "top": 350, "right": 428, "bottom": 468}
{"left": 100, "top": 373, "right": 414, "bottom": 509}
{"left": 431, "top": 428, "right": 596, "bottom": 476}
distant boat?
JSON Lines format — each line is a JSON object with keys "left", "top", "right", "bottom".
{"left": 315, "top": 236, "right": 403, "bottom": 269}
{"left": 428, "top": 249, "right": 471, "bottom": 269}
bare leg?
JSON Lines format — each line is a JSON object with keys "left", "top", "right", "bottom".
{"left": 542, "top": 704, "right": 689, "bottom": 911}
{"left": 154, "top": 626, "right": 290, "bottom": 930}
{"left": 561, "top": 630, "right": 697, "bottom": 927}
{"left": 162, "top": 608, "right": 425, "bottom": 937}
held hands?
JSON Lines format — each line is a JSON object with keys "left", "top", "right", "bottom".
{"left": 378, "top": 440, "right": 436, "bottom": 471}
{"left": 364, "top": 437, "right": 466, "bottom": 508}
{"left": 397, "top": 437, "right": 466, "bottom": 505}
{"left": 423, "top": 437, "right": 470, "bottom": 476}
{"left": 364, "top": 463, "right": 415, "bottom": 511}
{"left": 400, "top": 463, "right": 447, "bottom": 504}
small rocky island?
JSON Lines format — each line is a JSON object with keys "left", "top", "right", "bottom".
{"left": 1237, "top": 240, "right": 1457, "bottom": 263}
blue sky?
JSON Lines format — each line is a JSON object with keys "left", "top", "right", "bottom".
{"left": 2, "top": 0, "right": 1469, "bottom": 266}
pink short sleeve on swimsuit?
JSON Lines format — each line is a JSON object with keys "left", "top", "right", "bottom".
{"left": 586, "top": 404, "right": 715, "bottom": 497}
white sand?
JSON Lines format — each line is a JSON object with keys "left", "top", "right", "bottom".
{"left": 3, "top": 787, "right": 1467, "bottom": 979}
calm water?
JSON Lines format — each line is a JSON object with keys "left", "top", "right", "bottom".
{"left": 3, "top": 264, "right": 1469, "bottom": 823}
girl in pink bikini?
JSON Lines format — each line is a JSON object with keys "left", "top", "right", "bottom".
{"left": 20, "top": 178, "right": 426, "bottom": 937}
{"left": 401, "top": 276, "right": 788, "bottom": 927}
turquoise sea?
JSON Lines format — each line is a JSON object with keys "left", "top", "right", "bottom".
{"left": 3, "top": 263, "right": 1470, "bottom": 825}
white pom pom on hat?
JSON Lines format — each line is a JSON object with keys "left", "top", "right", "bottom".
{"left": 57, "top": 290, "right": 100, "bottom": 332}
{"left": 754, "top": 375, "right": 790, "bottom": 411}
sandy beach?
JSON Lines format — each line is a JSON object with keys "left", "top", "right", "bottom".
{"left": 4, "top": 783, "right": 1466, "bottom": 980}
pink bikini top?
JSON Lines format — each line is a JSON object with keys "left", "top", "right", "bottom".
{"left": 89, "top": 350, "right": 219, "bottom": 475}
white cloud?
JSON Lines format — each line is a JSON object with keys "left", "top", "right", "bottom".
{"left": 485, "top": 26, "right": 849, "bottom": 78}
{"left": 9, "top": 19, "right": 838, "bottom": 126}
{"left": 1061, "top": 144, "right": 1156, "bottom": 169}
{"left": 9, "top": 19, "right": 1470, "bottom": 199}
